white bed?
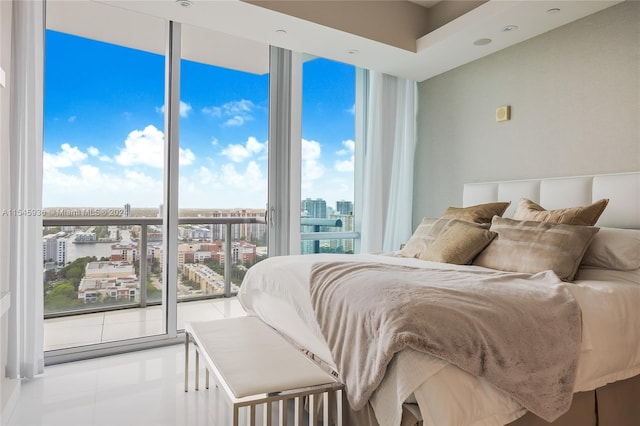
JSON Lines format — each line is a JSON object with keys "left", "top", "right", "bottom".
{"left": 238, "top": 172, "right": 640, "bottom": 426}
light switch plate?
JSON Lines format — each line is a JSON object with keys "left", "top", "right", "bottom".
{"left": 496, "top": 105, "right": 511, "bottom": 122}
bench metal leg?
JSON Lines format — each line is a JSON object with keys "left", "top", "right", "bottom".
{"left": 233, "top": 405, "right": 240, "bottom": 426}
{"left": 248, "top": 404, "right": 256, "bottom": 426}
{"left": 195, "top": 349, "right": 200, "bottom": 391}
{"left": 336, "top": 388, "right": 343, "bottom": 426}
{"left": 278, "top": 400, "right": 287, "bottom": 426}
{"left": 264, "top": 402, "right": 272, "bottom": 426}
{"left": 309, "top": 394, "right": 318, "bottom": 426}
{"left": 295, "top": 397, "right": 304, "bottom": 426}
{"left": 184, "top": 332, "right": 189, "bottom": 392}
{"left": 323, "top": 391, "right": 330, "bottom": 425}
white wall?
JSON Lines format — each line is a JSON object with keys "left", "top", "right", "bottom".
{"left": 412, "top": 1, "right": 640, "bottom": 226}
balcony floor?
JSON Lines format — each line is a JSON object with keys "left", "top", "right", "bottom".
{"left": 44, "top": 297, "right": 247, "bottom": 351}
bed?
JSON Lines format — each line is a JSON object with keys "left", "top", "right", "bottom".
{"left": 237, "top": 172, "right": 640, "bottom": 426}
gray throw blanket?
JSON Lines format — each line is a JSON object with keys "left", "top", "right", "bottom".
{"left": 309, "top": 262, "right": 582, "bottom": 422}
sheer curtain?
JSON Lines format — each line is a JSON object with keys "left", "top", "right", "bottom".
{"left": 6, "top": 0, "right": 45, "bottom": 379}
{"left": 360, "top": 71, "right": 417, "bottom": 253}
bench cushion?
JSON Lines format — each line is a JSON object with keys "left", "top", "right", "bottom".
{"left": 187, "top": 316, "right": 337, "bottom": 398}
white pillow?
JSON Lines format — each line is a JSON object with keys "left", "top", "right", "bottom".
{"left": 581, "top": 227, "right": 640, "bottom": 271}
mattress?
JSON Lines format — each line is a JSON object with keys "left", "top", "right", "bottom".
{"left": 237, "top": 253, "right": 640, "bottom": 426}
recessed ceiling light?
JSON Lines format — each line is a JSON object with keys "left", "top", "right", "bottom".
{"left": 473, "top": 38, "right": 492, "bottom": 46}
{"left": 546, "top": 8, "right": 561, "bottom": 14}
{"left": 348, "top": 49, "right": 359, "bottom": 55}
{"left": 176, "top": 0, "right": 192, "bottom": 7}
{"left": 502, "top": 25, "right": 518, "bottom": 32}
{"left": 275, "top": 29, "right": 287, "bottom": 35}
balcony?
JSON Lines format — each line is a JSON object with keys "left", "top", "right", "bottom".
{"left": 42, "top": 215, "right": 265, "bottom": 358}
{"left": 42, "top": 215, "right": 358, "bottom": 357}
{"left": 44, "top": 297, "right": 247, "bottom": 351}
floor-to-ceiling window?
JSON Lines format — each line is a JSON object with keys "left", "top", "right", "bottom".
{"left": 43, "top": 29, "right": 166, "bottom": 350}
{"left": 41, "top": 4, "right": 359, "bottom": 360}
{"left": 300, "top": 57, "right": 356, "bottom": 254}
{"left": 176, "top": 24, "right": 269, "bottom": 326}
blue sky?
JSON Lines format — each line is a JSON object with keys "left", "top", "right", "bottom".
{"left": 43, "top": 30, "right": 355, "bottom": 210}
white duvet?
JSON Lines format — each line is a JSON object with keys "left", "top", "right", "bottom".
{"left": 237, "top": 253, "right": 640, "bottom": 426}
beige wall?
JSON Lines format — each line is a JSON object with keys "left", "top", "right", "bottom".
{"left": 0, "top": 0, "right": 19, "bottom": 421}
{"left": 412, "top": 1, "right": 640, "bottom": 227}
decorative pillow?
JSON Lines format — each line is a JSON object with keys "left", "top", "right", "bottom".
{"left": 513, "top": 198, "right": 609, "bottom": 226}
{"left": 473, "top": 216, "right": 599, "bottom": 281}
{"left": 399, "top": 217, "right": 488, "bottom": 259}
{"left": 442, "top": 201, "right": 511, "bottom": 225}
{"left": 399, "top": 217, "right": 440, "bottom": 258}
{"left": 420, "top": 221, "right": 497, "bottom": 265}
{"left": 581, "top": 227, "right": 640, "bottom": 270}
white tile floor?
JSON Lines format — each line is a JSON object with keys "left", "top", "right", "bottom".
{"left": 7, "top": 344, "right": 243, "bottom": 426}
{"left": 44, "top": 298, "right": 247, "bottom": 351}
{"left": 8, "top": 298, "right": 261, "bottom": 426}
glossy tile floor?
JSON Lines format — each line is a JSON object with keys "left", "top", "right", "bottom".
{"left": 9, "top": 298, "right": 299, "bottom": 426}
{"left": 44, "top": 298, "right": 248, "bottom": 351}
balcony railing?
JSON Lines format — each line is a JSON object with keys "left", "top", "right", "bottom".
{"left": 43, "top": 215, "right": 359, "bottom": 319}
{"left": 43, "top": 216, "right": 265, "bottom": 318}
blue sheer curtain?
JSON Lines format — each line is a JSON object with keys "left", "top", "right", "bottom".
{"left": 360, "top": 71, "right": 417, "bottom": 253}
{"left": 6, "top": 0, "right": 45, "bottom": 379}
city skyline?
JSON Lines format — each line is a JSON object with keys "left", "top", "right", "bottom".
{"left": 43, "top": 30, "right": 356, "bottom": 210}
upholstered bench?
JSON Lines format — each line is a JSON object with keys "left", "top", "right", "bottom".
{"left": 184, "top": 316, "right": 344, "bottom": 426}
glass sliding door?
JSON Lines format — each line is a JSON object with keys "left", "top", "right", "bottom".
{"left": 176, "top": 24, "right": 269, "bottom": 328}
{"left": 42, "top": 29, "right": 166, "bottom": 351}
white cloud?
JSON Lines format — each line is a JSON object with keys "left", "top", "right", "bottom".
{"left": 220, "top": 161, "right": 265, "bottom": 189}
{"left": 178, "top": 161, "right": 268, "bottom": 208}
{"left": 202, "top": 99, "right": 257, "bottom": 127}
{"left": 43, "top": 143, "right": 88, "bottom": 169}
{"left": 221, "top": 136, "right": 266, "bottom": 163}
{"left": 68, "top": 115, "right": 77, "bottom": 123}
{"left": 301, "top": 139, "right": 325, "bottom": 183}
{"left": 42, "top": 160, "right": 164, "bottom": 208}
{"left": 335, "top": 139, "right": 355, "bottom": 172}
{"left": 115, "top": 124, "right": 195, "bottom": 168}
{"left": 87, "top": 146, "right": 100, "bottom": 156}
{"left": 156, "top": 100, "right": 192, "bottom": 118}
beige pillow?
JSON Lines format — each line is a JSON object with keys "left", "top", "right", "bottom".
{"left": 473, "top": 216, "right": 599, "bottom": 281}
{"left": 420, "top": 221, "right": 497, "bottom": 265}
{"left": 399, "top": 217, "right": 440, "bottom": 258}
{"left": 442, "top": 201, "right": 511, "bottom": 225}
{"left": 513, "top": 198, "right": 609, "bottom": 226}
{"left": 400, "top": 218, "right": 488, "bottom": 259}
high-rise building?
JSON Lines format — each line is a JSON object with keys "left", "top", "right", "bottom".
{"left": 336, "top": 200, "right": 353, "bottom": 215}
{"left": 123, "top": 203, "right": 131, "bottom": 217}
{"left": 42, "top": 234, "right": 67, "bottom": 266}
{"left": 301, "top": 198, "right": 327, "bottom": 219}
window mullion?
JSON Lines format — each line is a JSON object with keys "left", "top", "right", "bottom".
{"left": 162, "top": 20, "right": 181, "bottom": 337}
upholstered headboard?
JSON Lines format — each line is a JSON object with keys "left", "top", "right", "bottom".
{"left": 463, "top": 172, "right": 640, "bottom": 229}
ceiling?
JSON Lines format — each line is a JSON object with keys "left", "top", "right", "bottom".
{"left": 47, "top": 0, "right": 623, "bottom": 82}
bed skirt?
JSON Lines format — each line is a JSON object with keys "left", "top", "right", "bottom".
{"left": 340, "top": 373, "right": 640, "bottom": 426}
{"left": 507, "top": 374, "right": 640, "bottom": 426}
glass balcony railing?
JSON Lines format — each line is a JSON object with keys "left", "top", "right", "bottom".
{"left": 42, "top": 216, "right": 266, "bottom": 319}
